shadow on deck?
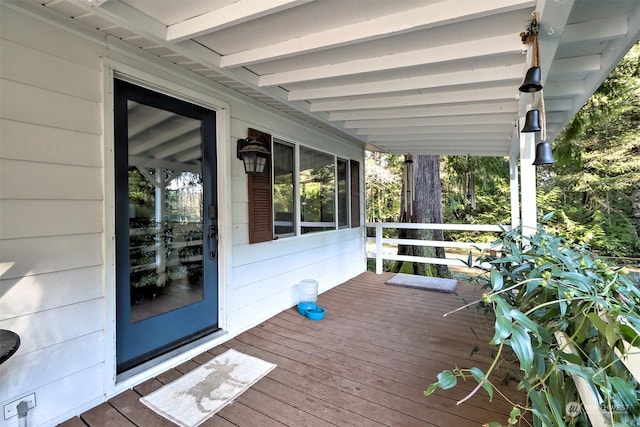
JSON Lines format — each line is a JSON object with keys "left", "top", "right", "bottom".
{"left": 60, "top": 271, "right": 525, "bottom": 426}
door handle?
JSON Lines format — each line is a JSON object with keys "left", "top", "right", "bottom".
{"left": 208, "top": 225, "right": 218, "bottom": 259}
{"left": 208, "top": 225, "right": 218, "bottom": 239}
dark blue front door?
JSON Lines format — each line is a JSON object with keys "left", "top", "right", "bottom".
{"left": 114, "top": 79, "right": 218, "bottom": 372}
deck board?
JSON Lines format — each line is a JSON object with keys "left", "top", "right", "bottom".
{"left": 60, "top": 272, "right": 525, "bottom": 426}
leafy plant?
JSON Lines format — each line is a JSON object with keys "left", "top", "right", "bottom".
{"left": 425, "top": 217, "right": 640, "bottom": 426}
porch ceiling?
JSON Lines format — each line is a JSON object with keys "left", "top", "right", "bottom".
{"left": 33, "top": 0, "right": 640, "bottom": 157}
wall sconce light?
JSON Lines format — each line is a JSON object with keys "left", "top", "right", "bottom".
{"left": 237, "top": 136, "right": 270, "bottom": 173}
{"left": 519, "top": 14, "right": 555, "bottom": 165}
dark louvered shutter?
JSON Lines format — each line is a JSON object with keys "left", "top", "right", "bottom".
{"left": 350, "top": 159, "right": 361, "bottom": 228}
{"left": 248, "top": 129, "right": 273, "bottom": 243}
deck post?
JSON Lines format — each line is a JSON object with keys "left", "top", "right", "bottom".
{"left": 509, "top": 129, "right": 521, "bottom": 229}
{"left": 375, "top": 223, "right": 383, "bottom": 274}
{"left": 519, "top": 117, "right": 537, "bottom": 236}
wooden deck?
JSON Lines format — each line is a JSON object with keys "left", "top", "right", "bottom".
{"left": 60, "top": 272, "right": 525, "bottom": 427}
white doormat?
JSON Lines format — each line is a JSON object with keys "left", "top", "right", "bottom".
{"left": 386, "top": 273, "right": 458, "bottom": 293}
{"left": 140, "top": 349, "right": 276, "bottom": 427}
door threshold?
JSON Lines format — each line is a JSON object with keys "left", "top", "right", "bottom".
{"left": 115, "top": 329, "right": 228, "bottom": 387}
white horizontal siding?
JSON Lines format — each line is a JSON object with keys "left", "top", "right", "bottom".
{"left": 0, "top": 332, "right": 104, "bottom": 402}
{"left": 0, "top": 200, "right": 102, "bottom": 239}
{"left": 232, "top": 228, "right": 361, "bottom": 272}
{"left": 0, "top": 234, "right": 102, "bottom": 279}
{"left": 0, "top": 267, "right": 103, "bottom": 318}
{"left": 0, "top": 6, "right": 102, "bottom": 71}
{"left": 0, "top": 119, "right": 101, "bottom": 166}
{"left": 0, "top": 159, "right": 102, "bottom": 200}
{"left": 27, "top": 366, "right": 105, "bottom": 427}
{"left": 1, "top": 7, "right": 107, "bottom": 422}
{"left": 0, "top": 298, "right": 103, "bottom": 354}
{"left": 0, "top": 79, "right": 101, "bottom": 134}
{"left": 230, "top": 242, "right": 363, "bottom": 312}
{"left": 0, "top": 39, "right": 102, "bottom": 102}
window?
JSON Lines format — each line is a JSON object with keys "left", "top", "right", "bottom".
{"left": 247, "top": 135, "right": 361, "bottom": 243}
{"left": 273, "top": 140, "right": 295, "bottom": 237}
{"left": 300, "top": 146, "right": 335, "bottom": 234}
{"left": 337, "top": 158, "right": 348, "bottom": 228}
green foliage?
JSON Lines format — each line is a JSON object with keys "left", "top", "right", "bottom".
{"left": 541, "top": 42, "right": 640, "bottom": 257}
{"left": 425, "top": 223, "right": 640, "bottom": 426}
{"left": 442, "top": 156, "right": 511, "bottom": 224}
{"left": 365, "top": 151, "right": 403, "bottom": 223}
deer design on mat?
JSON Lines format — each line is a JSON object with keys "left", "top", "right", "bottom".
{"left": 183, "top": 359, "right": 248, "bottom": 413}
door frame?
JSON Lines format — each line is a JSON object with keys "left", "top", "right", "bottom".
{"left": 102, "top": 61, "right": 232, "bottom": 394}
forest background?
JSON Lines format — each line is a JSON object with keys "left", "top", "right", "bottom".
{"left": 366, "top": 42, "right": 639, "bottom": 260}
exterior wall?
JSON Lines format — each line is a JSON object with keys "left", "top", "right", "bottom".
{"left": 0, "top": 5, "right": 365, "bottom": 426}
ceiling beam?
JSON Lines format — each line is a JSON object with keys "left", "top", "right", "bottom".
{"left": 357, "top": 125, "right": 511, "bottom": 135}
{"left": 560, "top": 15, "right": 629, "bottom": 44}
{"left": 536, "top": 0, "right": 575, "bottom": 82}
{"left": 372, "top": 144, "right": 509, "bottom": 150}
{"left": 541, "top": 98, "right": 572, "bottom": 111}
{"left": 166, "top": 0, "right": 311, "bottom": 42}
{"left": 287, "top": 64, "right": 523, "bottom": 101}
{"left": 328, "top": 101, "right": 518, "bottom": 121}
{"left": 377, "top": 145, "right": 510, "bottom": 156}
{"left": 367, "top": 132, "right": 510, "bottom": 142}
{"left": 220, "top": 0, "right": 535, "bottom": 68}
{"left": 548, "top": 54, "right": 602, "bottom": 79}
{"left": 544, "top": 80, "right": 584, "bottom": 97}
{"left": 310, "top": 86, "right": 518, "bottom": 112}
{"left": 259, "top": 34, "right": 524, "bottom": 87}
{"left": 345, "top": 114, "right": 515, "bottom": 129}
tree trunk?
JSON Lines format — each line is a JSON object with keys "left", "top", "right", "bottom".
{"left": 413, "top": 155, "right": 448, "bottom": 277}
{"left": 391, "top": 156, "right": 413, "bottom": 273}
{"left": 392, "top": 155, "right": 447, "bottom": 276}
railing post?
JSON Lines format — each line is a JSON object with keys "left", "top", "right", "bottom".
{"left": 375, "top": 223, "right": 383, "bottom": 274}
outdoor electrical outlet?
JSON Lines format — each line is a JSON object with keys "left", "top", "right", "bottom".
{"left": 3, "top": 393, "right": 36, "bottom": 419}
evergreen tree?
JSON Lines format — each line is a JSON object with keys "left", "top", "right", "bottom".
{"left": 540, "top": 42, "right": 640, "bottom": 257}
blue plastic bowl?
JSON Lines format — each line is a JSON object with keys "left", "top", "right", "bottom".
{"left": 297, "top": 301, "right": 317, "bottom": 315}
{"left": 305, "top": 306, "right": 325, "bottom": 321}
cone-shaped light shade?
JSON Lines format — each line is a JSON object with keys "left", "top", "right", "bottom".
{"left": 532, "top": 141, "right": 556, "bottom": 165}
{"left": 519, "top": 66, "right": 543, "bottom": 92}
{"left": 521, "top": 109, "right": 541, "bottom": 133}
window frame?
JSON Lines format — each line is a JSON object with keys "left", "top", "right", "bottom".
{"left": 337, "top": 157, "right": 350, "bottom": 229}
{"left": 248, "top": 135, "right": 361, "bottom": 243}
{"left": 272, "top": 138, "right": 297, "bottom": 239}
{"left": 299, "top": 144, "right": 337, "bottom": 235}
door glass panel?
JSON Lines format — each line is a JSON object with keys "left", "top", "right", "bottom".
{"left": 127, "top": 102, "right": 204, "bottom": 322}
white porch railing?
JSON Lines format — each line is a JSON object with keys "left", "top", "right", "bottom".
{"left": 366, "top": 222, "right": 511, "bottom": 274}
